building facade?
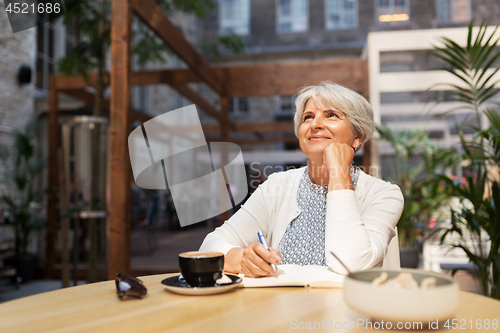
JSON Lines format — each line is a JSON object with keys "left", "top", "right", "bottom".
{"left": 204, "top": 0, "right": 500, "bottom": 62}
{"left": 198, "top": 0, "right": 500, "bottom": 176}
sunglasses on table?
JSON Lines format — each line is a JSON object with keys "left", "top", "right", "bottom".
{"left": 115, "top": 272, "right": 148, "bottom": 299}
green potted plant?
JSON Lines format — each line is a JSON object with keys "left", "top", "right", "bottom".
{"left": 427, "top": 21, "right": 500, "bottom": 299}
{"left": 430, "top": 113, "right": 500, "bottom": 298}
{"left": 378, "top": 125, "right": 449, "bottom": 267}
{"left": 0, "top": 122, "right": 45, "bottom": 282}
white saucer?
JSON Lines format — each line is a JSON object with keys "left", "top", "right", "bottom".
{"left": 161, "top": 274, "right": 242, "bottom": 296}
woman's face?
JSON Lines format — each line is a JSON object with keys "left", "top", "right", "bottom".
{"left": 298, "top": 97, "right": 361, "bottom": 159}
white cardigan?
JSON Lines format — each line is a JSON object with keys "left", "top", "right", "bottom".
{"left": 200, "top": 166, "right": 404, "bottom": 273}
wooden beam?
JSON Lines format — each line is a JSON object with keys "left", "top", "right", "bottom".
{"left": 221, "top": 60, "right": 369, "bottom": 97}
{"left": 130, "top": 109, "right": 152, "bottom": 124}
{"left": 236, "top": 122, "right": 294, "bottom": 133}
{"left": 62, "top": 89, "right": 95, "bottom": 103}
{"left": 206, "top": 136, "right": 299, "bottom": 145}
{"left": 172, "top": 84, "right": 223, "bottom": 123}
{"left": 53, "top": 73, "right": 106, "bottom": 91}
{"left": 254, "top": 132, "right": 264, "bottom": 141}
{"left": 219, "top": 95, "right": 230, "bottom": 226}
{"left": 63, "top": 89, "right": 152, "bottom": 124}
{"left": 46, "top": 75, "right": 59, "bottom": 278}
{"left": 57, "top": 148, "right": 70, "bottom": 287}
{"left": 109, "top": 0, "right": 132, "bottom": 279}
{"left": 62, "top": 85, "right": 224, "bottom": 127}
{"left": 133, "top": 59, "right": 367, "bottom": 96}
{"left": 132, "top": 69, "right": 199, "bottom": 86}
{"left": 203, "top": 121, "right": 294, "bottom": 134}
{"left": 53, "top": 70, "right": 197, "bottom": 90}
{"left": 128, "top": 59, "right": 368, "bottom": 96}
{"left": 54, "top": 59, "right": 368, "bottom": 98}
{"left": 130, "top": 0, "right": 224, "bottom": 95}
{"left": 220, "top": 96, "right": 229, "bottom": 142}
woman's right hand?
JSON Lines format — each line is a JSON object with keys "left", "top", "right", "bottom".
{"left": 241, "top": 242, "right": 282, "bottom": 278}
{"left": 225, "top": 243, "right": 281, "bottom": 277}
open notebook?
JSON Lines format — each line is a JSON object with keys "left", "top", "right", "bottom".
{"left": 236, "top": 264, "right": 345, "bottom": 288}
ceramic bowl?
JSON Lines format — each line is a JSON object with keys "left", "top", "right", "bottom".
{"left": 343, "top": 268, "right": 459, "bottom": 322}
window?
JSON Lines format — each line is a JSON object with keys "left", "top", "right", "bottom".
{"left": 219, "top": 0, "right": 250, "bottom": 35}
{"left": 280, "top": 95, "right": 295, "bottom": 112}
{"left": 437, "top": 0, "right": 470, "bottom": 23}
{"left": 275, "top": 95, "right": 295, "bottom": 120}
{"left": 229, "top": 97, "right": 249, "bottom": 115}
{"left": 132, "top": 84, "right": 151, "bottom": 113}
{"left": 276, "top": 0, "right": 309, "bottom": 33}
{"left": 376, "top": 0, "right": 409, "bottom": 25}
{"left": 325, "top": 0, "right": 358, "bottom": 30}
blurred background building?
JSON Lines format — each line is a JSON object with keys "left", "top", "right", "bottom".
{"left": 198, "top": 0, "right": 500, "bottom": 177}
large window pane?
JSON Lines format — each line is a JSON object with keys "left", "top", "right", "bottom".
{"left": 437, "top": 0, "right": 470, "bottom": 23}
{"left": 229, "top": 97, "right": 249, "bottom": 115}
{"left": 277, "top": 0, "right": 309, "bottom": 33}
{"left": 376, "top": 0, "right": 409, "bottom": 25}
{"left": 219, "top": 0, "right": 250, "bottom": 35}
{"left": 281, "top": 0, "right": 291, "bottom": 15}
{"left": 325, "top": 0, "right": 358, "bottom": 30}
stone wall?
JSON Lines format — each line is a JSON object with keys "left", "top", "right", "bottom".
{"left": 0, "top": 3, "right": 36, "bottom": 197}
{"left": 0, "top": 4, "right": 36, "bottom": 134}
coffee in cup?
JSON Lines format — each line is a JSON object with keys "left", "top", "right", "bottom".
{"left": 179, "top": 251, "right": 224, "bottom": 287}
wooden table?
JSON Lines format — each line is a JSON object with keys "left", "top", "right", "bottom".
{"left": 1, "top": 273, "right": 499, "bottom": 333}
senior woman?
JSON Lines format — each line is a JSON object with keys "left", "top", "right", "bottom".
{"left": 200, "top": 82, "right": 404, "bottom": 278}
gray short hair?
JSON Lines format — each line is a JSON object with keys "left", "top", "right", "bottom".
{"left": 293, "top": 82, "right": 375, "bottom": 144}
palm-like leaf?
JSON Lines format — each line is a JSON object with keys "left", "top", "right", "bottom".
{"left": 428, "top": 21, "right": 500, "bottom": 129}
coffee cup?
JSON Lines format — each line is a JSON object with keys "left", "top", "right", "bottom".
{"left": 179, "top": 251, "right": 224, "bottom": 287}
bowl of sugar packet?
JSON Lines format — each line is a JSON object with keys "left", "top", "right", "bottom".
{"left": 343, "top": 268, "right": 459, "bottom": 323}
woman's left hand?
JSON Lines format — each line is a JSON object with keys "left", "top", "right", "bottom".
{"left": 321, "top": 142, "right": 355, "bottom": 191}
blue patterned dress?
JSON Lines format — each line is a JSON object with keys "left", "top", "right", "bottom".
{"left": 277, "top": 166, "right": 360, "bottom": 266}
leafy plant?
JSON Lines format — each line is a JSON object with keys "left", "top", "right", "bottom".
{"left": 427, "top": 21, "right": 500, "bottom": 299}
{"left": 0, "top": 123, "right": 45, "bottom": 255}
{"left": 430, "top": 122, "right": 500, "bottom": 299}
{"left": 427, "top": 21, "right": 500, "bottom": 128}
{"left": 378, "top": 125, "right": 448, "bottom": 248}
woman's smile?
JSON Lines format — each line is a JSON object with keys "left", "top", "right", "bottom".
{"left": 308, "top": 135, "right": 331, "bottom": 141}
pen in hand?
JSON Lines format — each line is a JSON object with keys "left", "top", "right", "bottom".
{"left": 257, "top": 230, "right": 277, "bottom": 272}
